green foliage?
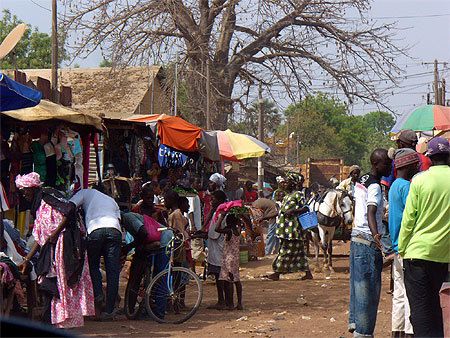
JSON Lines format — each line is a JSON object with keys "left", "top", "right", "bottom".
{"left": 278, "top": 93, "right": 395, "bottom": 170}
{"left": 99, "top": 58, "right": 112, "bottom": 67}
{"left": 231, "top": 99, "right": 281, "bottom": 138}
{"left": 0, "top": 9, "right": 66, "bottom": 69}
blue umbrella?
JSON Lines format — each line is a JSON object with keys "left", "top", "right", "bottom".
{"left": 0, "top": 72, "right": 42, "bottom": 111}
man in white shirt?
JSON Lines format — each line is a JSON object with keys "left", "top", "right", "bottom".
{"left": 70, "top": 188, "right": 121, "bottom": 320}
{"left": 348, "top": 149, "right": 392, "bottom": 337}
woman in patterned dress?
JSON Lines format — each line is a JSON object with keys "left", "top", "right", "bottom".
{"left": 18, "top": 172, "right": 94, "bottom": 328}
{"left": 267, "top": 173, "right": 313, "bottom": 281}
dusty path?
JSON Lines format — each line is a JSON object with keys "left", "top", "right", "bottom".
{"left": 75, "top": 241, "right": 393, "bottom": 337}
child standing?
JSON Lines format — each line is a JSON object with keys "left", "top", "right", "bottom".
{"left": 216, "top": 213, "right": 243, "bottom": 310}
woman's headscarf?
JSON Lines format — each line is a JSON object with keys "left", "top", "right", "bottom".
{"left": 286, "top": 172, "right": 300, "bottom": 183}
{"left": 15, "top": 172, "right": 44, "bottom": 189}
{"left": 209, "top": 173, "right": 227, "bottom": 190}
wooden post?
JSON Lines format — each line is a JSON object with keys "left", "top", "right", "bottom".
{"left": 51, "top": 0, "right": 58, "bottom": 103}
{"left": 206, "top": 56, "right": 211, "bottom": 130}
{"left": 257, "top": 82, "right": 264, "bottom": 193}
{"left": 434, "top": 59, "right": 439, "bottom": 105}
{"left": 285, "top": 117, "right": 290, "bottom": 164}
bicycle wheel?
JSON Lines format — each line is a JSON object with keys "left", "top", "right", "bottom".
{"left": 124, "top": 265, "right": 151, "bottom": 320}
{"left": 145, "top": 267, "right": 203, "bottom": 324}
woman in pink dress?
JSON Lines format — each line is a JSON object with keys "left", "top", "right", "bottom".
{"left": 18, "top": 172, "right": 94, "bottom": 328}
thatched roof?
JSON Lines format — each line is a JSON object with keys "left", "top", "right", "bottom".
{"left": 1, "top": 66, "right": 169, "bottom": 119}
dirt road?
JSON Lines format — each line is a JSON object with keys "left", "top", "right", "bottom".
{"left": 75, "top": 241, "right": 393, "bottom": 337}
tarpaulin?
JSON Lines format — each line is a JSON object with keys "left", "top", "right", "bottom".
{"left": 1, "top": 99, "right": 103, "bottom": 131}
{"left": 126, "top": 114, "right": 202, "bottom": 152}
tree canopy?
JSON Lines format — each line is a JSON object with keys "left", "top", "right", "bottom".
{"left": 62, "top": 0, "right": 406, "bottom": 129}
{"left": 0, "top": 10, "right": 66, "bottom": 69}
{"left": 278, "top": 93, "right": 395, "bottom": 171}
{"left": 231, "top": 98, "right": 280, "bottom": 138}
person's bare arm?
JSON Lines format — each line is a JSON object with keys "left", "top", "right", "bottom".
{"left": 19, "top": 242, "right": 40, "bottom": 274}
{"left": 48, "top": 216, "right": 69, "bottom": 244}
{"left": 367, "top": 205, "right": 382, "bottom": 249}
{"left": 201, "top": 207, "right": 215, "bottom": 231}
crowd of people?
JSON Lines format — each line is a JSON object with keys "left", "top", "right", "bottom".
{"left": 349, "top": 131, "right": 449, "bottom": 338}
{"left": 0, "top": 129, "right": 448, "bottom": 338}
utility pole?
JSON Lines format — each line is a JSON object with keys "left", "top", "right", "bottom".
{"left": 51, "top": 0, "right": 58, "bottom": 103}
{"left": 434, "top": 59, "right": 440, "bottom": 105}
{"left": 257, "top": 82, "right": 264, "bottom": 193}
{"left": 206, "top": 56, "right": 211, "bottom": 130}
{"left": 442, "top": 79, "right": 446, "bottom": 106}
{"left": 174, "top": 52, "right": 178, "bottom": 116}
{"left": 285, "top": 117, "right": 290, "bottom": 164}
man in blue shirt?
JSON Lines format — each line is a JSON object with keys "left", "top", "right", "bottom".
{"left": 388, "top": 148, "right": 420, "bottom": 338}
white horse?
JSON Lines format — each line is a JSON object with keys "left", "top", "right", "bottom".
{"left": 308, "top": 189, "right": 353, "bottom": 273}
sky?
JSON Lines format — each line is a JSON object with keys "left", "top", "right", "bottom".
{"left": 1, "top": 0, "right": 449, "bottom": 119}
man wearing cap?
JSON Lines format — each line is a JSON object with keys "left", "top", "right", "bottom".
{"left": 337, "top": 165, "right": 361, "bottom": 197}
{"left": 381, "top": 129, "right": 431, "bottom": 189}
{"left": 398, "top": 137, "right": 450, "bottom": 337}
{"left": 387, "top": 148, "right": 420, "bottom": 338}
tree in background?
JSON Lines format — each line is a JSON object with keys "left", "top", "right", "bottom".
{"left": 99, "top": 58, "right": 112, "bottom": 68}
{"left": 277, "top": 93, "right": 395, "bottom": 169}
{"left": 0, "top": 10, "right": 67, "bottom": 69}
{"left": 62, "top": 0, "right": 406, "bottom": 129}
{"left": 231, "top": 99, "right": 280, "bottom": 138}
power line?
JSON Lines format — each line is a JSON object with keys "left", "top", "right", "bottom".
{"left": 30, "top": 0, "right": 51, "bottom": 12}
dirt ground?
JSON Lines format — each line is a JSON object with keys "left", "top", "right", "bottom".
{"left": 75, "top": 241, "right": 394, "bottom": 338}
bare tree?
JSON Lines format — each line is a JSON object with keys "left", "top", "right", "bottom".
{"left": 61, "top": 0, "right": 406, "bottom": 129}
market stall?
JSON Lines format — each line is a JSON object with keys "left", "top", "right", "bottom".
{"left": 1, "top": 98, "right": 103, "bottom": 235}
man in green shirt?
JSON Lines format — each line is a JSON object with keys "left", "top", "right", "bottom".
{"left": 398, "top": 137, "right": 450, "bottom": 337}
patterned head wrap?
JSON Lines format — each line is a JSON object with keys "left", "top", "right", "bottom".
{"left": 286, "top": 172, "right": 300, "bottom": 183}
{"left": 388, "top": 148, "right": 419, "bottom": 168}
{"left": 276, "top": 176, "right": 286, "bottom": 184}
{"left": 15, "top": 172, "right": 44, "bottom": 189}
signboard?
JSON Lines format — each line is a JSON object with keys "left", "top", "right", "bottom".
{"left": 158, "top": 144, "right": 196, "bottom": 168}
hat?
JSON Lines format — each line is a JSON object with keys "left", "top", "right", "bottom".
{"left": 391, "top": 129, "right": 418, "bottom": 144}
{"left": 426, "top": 137, "right": 450, "bottom": 157}
{"left": 388, "top": 148, "right": 420, "bottom": 168}
{"left": 349, "top": 165, "right": 360, "bottom": 174}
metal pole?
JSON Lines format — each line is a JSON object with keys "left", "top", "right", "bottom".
{"left": 174, "top": 52, "right": 178, "bottom": 116}
{"left": 51, "top": 0, "right": 58, "bottom": 103}
{"left": 257, "top": 82, "right": 264, "bottom": 193}
{"left": 206, "top": 56, "right": 211, "bottom": 130}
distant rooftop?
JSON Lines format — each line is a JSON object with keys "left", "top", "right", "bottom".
{"left": 1, "top": 66, "right": 169, "bottom": 119}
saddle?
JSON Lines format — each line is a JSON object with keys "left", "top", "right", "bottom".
{"left": 316, "top": 211, "right": 341, "bottom": 227}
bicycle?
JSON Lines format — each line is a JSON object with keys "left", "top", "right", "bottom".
{"left": 124, "top": 227, "right": 203, "bottom": 324}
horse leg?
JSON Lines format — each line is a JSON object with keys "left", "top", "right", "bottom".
{"left": 328, "top": 227, "right": 336, "bottom": 273}
{"left": 318, "top": 226, "right": 329, "bottom": 270}
{"left": 311, "top": 231, "right": 321, "bottom": 273}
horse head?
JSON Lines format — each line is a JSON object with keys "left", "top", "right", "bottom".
{"left": 337, "top": 190, "right": 353, "bottom": 225}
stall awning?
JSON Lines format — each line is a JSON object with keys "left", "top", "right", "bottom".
{"left": 1, "top": 99, "right": 103, "bottom": 131}
{"left": 0, "top": 72, "right": 42, "bottom": 111}
{"left": 126, "top": 114, "right": 202, "bottom": 152}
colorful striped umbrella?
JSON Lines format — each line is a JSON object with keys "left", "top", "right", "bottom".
{"left": 215, "top": 129, "right": 270, "bottom": 161}
{"left": 391, "top": 105, "right": 450, "bottom": 134}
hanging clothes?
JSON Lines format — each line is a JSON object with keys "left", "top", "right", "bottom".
{"left": 31, "top": 141, "right": 47, "bottom": 183}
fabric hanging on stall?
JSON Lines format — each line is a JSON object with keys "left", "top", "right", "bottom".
{"left": 158, "top": 144, "right": 198, "bottom": 169}
{"left": 44, "top": 141, "right": 57, "bottom": 187}
{"left": 81, "top": 133, "right": 90, "bottom": 189}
